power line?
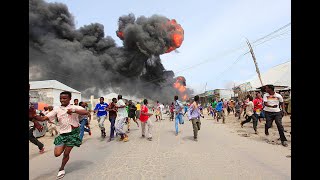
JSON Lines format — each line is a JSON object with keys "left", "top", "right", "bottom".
{"left": 173, "top": 23, "right": 291, "bottom": 75}
{"left": 203, "top": 28, "right": 291, "bottom": 88}
{"left": 252, "top": 23, "right": 291, "bottom": 44}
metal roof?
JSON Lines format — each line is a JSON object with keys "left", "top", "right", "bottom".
{"left": 237, "top": 61, "right": 291, "bottom": 90}
{"left": 29, "top": 80, "right": 81, "bottom": 93}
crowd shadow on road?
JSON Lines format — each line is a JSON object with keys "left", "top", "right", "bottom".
{"left": 168, "top": 130, "right": 177, "bottom": 135}
{"left": 182, "top": 136, "right": 194, "bottom": 141}
{"left": 29, "top": 153, "right": 41, "bottom": 160}
{"left": 29, "top": 148, "right": 53, "bottom": 160}
{"left": 32, "top": 160, "right": 93, "bottom": 180}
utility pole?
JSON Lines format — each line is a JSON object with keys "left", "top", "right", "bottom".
{"left": 246, "top": 38, "right": 263, "bottom": 87}
{"left": 204, "top": 82, "right": 207, "bottom": 105}
{"left": 204, "top": 82, "right": 207, "bottom": 93}
{"left": 233, "top": 82, "right": 235, "bottom": 98}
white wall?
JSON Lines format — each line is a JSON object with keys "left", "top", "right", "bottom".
{"left": 30, "top": 89, "right": 54, "bottom": 105}
{"left": 216, "top": 89, "right": 234, "bottom": 100}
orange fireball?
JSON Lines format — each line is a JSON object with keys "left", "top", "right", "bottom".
{"left": 165, "top": 19, "right": 184, "bottom": 53}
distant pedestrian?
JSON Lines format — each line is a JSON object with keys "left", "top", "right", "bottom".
{"left": 93, "top": 97, "right": 109, "bottom": 138}
{"left": 47, "top": 106, "right": 58, "bottom": 136}
{"left": 183, "top": 104, "right": 188, "bottom": 116}
{"left": 216, "top": 99, "right": 225, "bottom": 123}
{"left": 169, "top": 102, "right": 174, "bottom": 121}
{"left": 73, "top": 99, "right": 79, "bottom": 106}
{"left": 234, "top": 101, "right": 241, "bottom": 120}
{"left": 78, "top": 102, "right": 92, "bottom": 142}
{"left": 174, "top": 95, "right": 184, "bottom": 135}
{"left": 136, "top": 102, "right": 141, "bottom": 120}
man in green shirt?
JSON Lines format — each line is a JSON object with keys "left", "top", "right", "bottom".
{"left": 211, "top": 99, "right": 218, "bottom": 118}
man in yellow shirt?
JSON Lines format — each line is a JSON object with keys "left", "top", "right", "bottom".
{"left": 136, "top": 102, "right": 141, "bottom": 120}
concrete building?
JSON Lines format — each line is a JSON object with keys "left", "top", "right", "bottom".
{"left": 213, "top": 89, "right": 234, "bottom": 100}
{"left": 29, "top": 80, "right": 81, "bottom": 107}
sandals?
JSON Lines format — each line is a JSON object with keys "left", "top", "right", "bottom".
{"left": 57, "top": 170, "right": 65, "bottom": 179}
{"left": 39, "top": 147, "right": 45, "bottom": 154}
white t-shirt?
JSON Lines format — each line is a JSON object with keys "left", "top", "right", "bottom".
{"left": 116, "top": 99, "right": 127, "bottom": 119}
{"left": 159, "top": 104, "right": 164, "bottom": 113}
{"left": 263, "top": 92, "right": 283, "bottom": 112}
{"left": 245, "top": 101, "right": 254, "bottom": 116}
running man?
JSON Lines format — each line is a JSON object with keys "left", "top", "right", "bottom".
{"left": 263, "top": 84, "right": 288, "bottom": 147}
{"left": 29, "top": 97, "right": 45, "bottom": 154}
{"left": 183, "top": 104, "right": 188, "bottom": 116}
{"left": 155, "top": 102, "right": 161, "bottom": 122}
{"left": 240, "top": 95, "right": 259, "bottom": 134}
{"left": 127, "top": 100, "right": 139, "bottom": 133}
{"left": 159, "top": 102, "right": 164, "bottom": 120}
{"left": 106, "top": 98, "right": 117, "bottom": 142}
{"left": 115, "top": 95, "right": 129, "bottom": 142}
{"left": 169, "top": 102, "right": 174, "bottom": 121}
{"left": 78, "top": 102, "right": 92, "bottom": 142}
{"left": 34, "top": 91, "right": 89, "bottom": 179}
{"left": 211, "top": 99, "right": 218, "bottom": 119}
{"left": 94, "top": 97, "right": 109, "bottom": 138}
{"left": 136, "top": 102, "right": 141, "bottom": 120}
{"left": 234, "top": 101, "right": 241, "bottom": 120}
{"left": 187, "top": 95, "right": 204, "bottom": 141}
{"left": 174, "top": 95, "right": 184, "bottom": 135}
{"left": 253, "top": 91, "right": 264, "bottom": 122}
{"left": 47, "top": 106, "right": 59, "bottom": 136}
{"left": 216, "top": 99, "right": 225, "bottom": 123}
{"left": 139, "top": 99, "right": 154, "bottom": 141}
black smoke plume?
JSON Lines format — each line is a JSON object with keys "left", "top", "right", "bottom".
{"left": 29, "top": 0, "right": 193, "bottom": 103}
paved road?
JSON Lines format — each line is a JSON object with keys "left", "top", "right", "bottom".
{"left": 29, "top": 114, "right": 291, "bottom": 180}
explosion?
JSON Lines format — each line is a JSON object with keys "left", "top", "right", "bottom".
{"left": 173, "top": 76, "right": 188, "bottom": 101}
{"left": 164, "top": 19, "right": 184, "bottom": 53}
{"left": 29, "top": 0, "right": 191, "bottom": 103}
{"left": 116, "top": 14, "right": 184, "bottom": 55}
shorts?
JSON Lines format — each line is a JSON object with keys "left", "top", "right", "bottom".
{"left": 54, "top": 127, "right": 81, "bottom": 147}
{"left": 128, "top": 114, "right": 136, "bottom": 119}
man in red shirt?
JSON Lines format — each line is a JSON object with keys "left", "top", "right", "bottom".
{"left": 139, "top": 99, "right": 154, "bottom": 141}
{"left": 253, "top": 92, "right": 264, "bottom": 122}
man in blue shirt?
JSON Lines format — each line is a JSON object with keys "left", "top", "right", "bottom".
{"left": 215, "top": 99, "right": 225, "bottom": 123}
{"left": 94, "top": 97, "right": 109, "bottom": 138}
{"left": 183, "top": 104, "right": 188, "bottom": 116}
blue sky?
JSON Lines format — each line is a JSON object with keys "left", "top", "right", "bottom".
{"left": 46, "top": 0, "right": 291, "bottom": 94}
